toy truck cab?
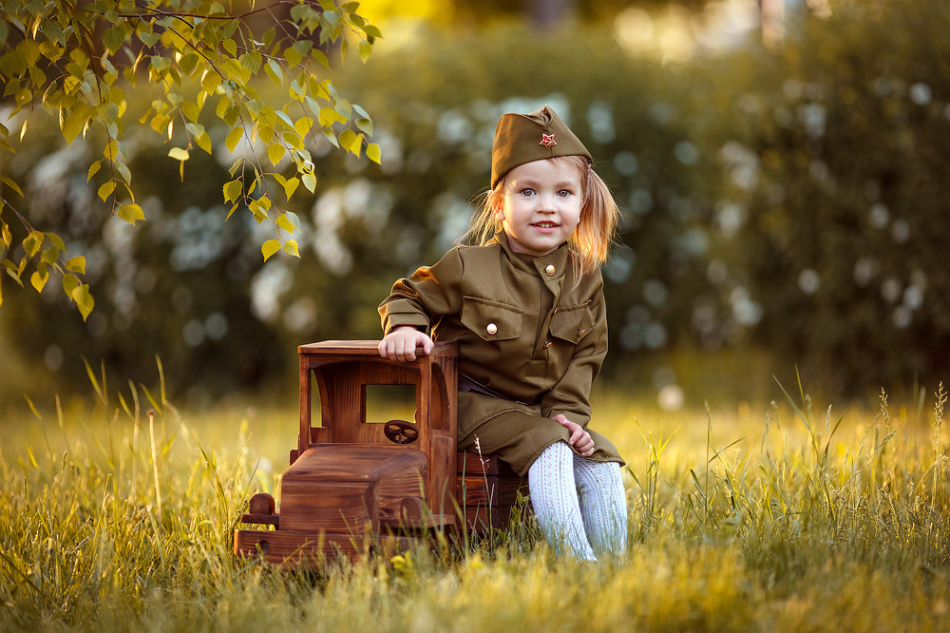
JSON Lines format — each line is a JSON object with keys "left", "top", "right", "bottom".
{"left": 234, "top": 340, "right": 528, "bottom": 567}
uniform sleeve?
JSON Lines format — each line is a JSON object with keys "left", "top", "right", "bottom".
{"left": 539, "top": 275, "right": 608, "bottom": 426}
{"left": 378, "top": 247, "right": 465, "bottom": 335}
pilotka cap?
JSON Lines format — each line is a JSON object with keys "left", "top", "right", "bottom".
{"left": 490, "top": 105, "right": 592, "bottom": 190}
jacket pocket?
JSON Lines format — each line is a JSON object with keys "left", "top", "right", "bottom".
{"left": 461, "top": 297, "right": 523, "bottom": 341}
{"left": 550, "top": 302, "right": 594, "bottom": 344}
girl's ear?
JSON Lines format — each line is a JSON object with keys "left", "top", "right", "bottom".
{"left": 490, "top": 190, "right": 505, "bottom": 220}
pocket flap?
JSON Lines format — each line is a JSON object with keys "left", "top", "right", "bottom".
{"left": 550, "top": 303, "right": 594, "bottom": 344}
{"left": 461, "top": 297, "right": 523, "bottom": 341}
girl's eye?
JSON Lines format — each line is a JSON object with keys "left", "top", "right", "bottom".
{"left": 520, "top": 188, "right": 535, "bottom": 197}
{"left": 558, "top": 189, "right": 573, "bottom": 197}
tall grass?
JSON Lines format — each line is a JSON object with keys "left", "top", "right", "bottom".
{"left": 1, "top": 371, "right": 948, "bottom": 632}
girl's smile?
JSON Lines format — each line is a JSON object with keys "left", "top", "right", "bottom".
{"left": 494, "top": 158, "right": 583, "bottom": 257}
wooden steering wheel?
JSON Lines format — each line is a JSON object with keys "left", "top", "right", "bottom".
{"left": 383, "top": 419, "right": 419, "bottom": 445}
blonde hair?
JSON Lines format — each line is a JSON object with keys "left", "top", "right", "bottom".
{"left": 464, "top": 155, "right": 621, "bottom": 277}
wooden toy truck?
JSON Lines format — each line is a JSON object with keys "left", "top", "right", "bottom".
{"left": 234, "top": 340, "right": 528, "bottom": 567}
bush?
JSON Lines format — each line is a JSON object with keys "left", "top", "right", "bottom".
{"left": 709, "top": 0, "right": 950, "bottom": 396}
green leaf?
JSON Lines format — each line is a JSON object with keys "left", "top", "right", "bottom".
{"left": 117, "top": 204, "right": 145, "bottom": 226}
{"left": 103, "top": 26, "right": 126, "bottom": 55}
{"left": 66, "top": 257, "right": 86, "bottom": 274}
{"left": 261, "top": 238, "right": 281, "bottom": 261}
{"left": 363, "top": 24, "right": 383, "bottom": 39}
{"left": 138, "top": 29, "right": 161, "bottom": 48}
{"left": 302, "top": 173, "right": 317, "bottom": 193}
{"left": 359, "top": 40, "right": 372, "bottom": 63}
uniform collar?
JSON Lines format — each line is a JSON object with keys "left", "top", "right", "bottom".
{"left": 492, "top": 231, "right": 570, "bottom": 282}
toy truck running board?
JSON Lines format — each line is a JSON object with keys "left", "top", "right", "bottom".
{"left": 234, "top": 340, "right": 528, "bottom": 567}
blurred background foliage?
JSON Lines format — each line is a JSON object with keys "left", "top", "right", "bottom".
{"left": 2, "top": 0, "right": 948, "bottom": 411}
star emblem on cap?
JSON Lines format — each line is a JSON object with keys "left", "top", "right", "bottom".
{"left": 540, "top": 133, "right": 556, "bottom": 148}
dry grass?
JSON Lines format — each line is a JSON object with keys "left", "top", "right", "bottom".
{"left": 1, "top": 374, "right": 948, "bottom": 632}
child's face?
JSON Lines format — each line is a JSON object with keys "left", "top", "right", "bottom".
{"left": 494, "top": 158, "right": 583, "bottom": 257}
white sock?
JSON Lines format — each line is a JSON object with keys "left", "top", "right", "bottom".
{"left": 574, "top": 456, "right": 628, "bottom": 557}
{"left": 528, "top": 441, "right": 597, "bottom": 561}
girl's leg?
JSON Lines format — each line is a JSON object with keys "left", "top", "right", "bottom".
{"left": 527, "top": 441, "right": 597, "bottom": 561}
{"left": 573, "top": 456, "right": 628, "bottom": 558}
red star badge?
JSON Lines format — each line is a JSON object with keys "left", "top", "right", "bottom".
{"left": 540, "top": 133, "right": 556, "bottom": 148}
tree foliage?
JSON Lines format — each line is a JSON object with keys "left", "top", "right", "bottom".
{"left": 0, "top": 0, "right": 381, "bottom": 319}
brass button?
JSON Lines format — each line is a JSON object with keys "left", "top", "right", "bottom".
{"left": 545, "top": 264, "right": 556, "bottom": 276}
{"left": 486, "top": 323, "right": 498, "bottom": 335}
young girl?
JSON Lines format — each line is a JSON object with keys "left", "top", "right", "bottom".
{"left": 378, "top": 106, "right": 627, "bottom": 561}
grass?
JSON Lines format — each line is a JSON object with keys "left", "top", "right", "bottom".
{"left": 1, "top": 371, "right": 949, "bottom": 632}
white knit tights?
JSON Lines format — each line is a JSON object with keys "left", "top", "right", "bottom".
{"left": 527, "top": 441, "right": 628, "bottom": 561}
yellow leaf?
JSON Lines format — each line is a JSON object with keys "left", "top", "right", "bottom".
{"left": 223, "top": 179, "right": 243, "bottom": 204}
{"left": 295, "top": 117, "right": 314, "bottom": 137}
{"left": 71, "top": 283, "right": 94, "bottom": 321}
{"left": 98, "top": 180, "right": 116, "bottom": 201}
{"left": 268, "top": 143, "right": 285, "bottom": 166}
{"left": 63, "top": 273, "right": 79, "bottom": 296}
{"left": 117, "top": 204, "right": 145, "bottom": 226}
{"left": 367, "top": 143, "right": 381, "bottom": 164}
{"left": 1, "top": 177, "right": 23, "bottom": 197}
{"left": 283, "top": 176, "right": 299, "bottom": 199}
{"left": 225, "top": 126, "right": 244, "bottom": 153}
{"left": 302, "top": 173, "right": 317, "bottom": 193}
{"left": 283, "top": 240, "right": 299, "bottom": 257}
{"left": 87, "top": 160, "right": 102, "bottom": 182}
{"left": 168, "top": 147, "right": 189, "bottom": 161}
{"left": 66, "top": 256, "right": 86, "bottom": 274}
{"left": 261, "top": 238, "right": 281, "bottom": 261}
{"left": 31, "top": 267, "right": 49, "bottom": 293}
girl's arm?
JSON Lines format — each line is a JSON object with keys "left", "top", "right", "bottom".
{"left": 541, "top": 275, "right": 609, "bottom": 428}
{"left": 378, "top": 246, "right": 465, "bottom": 348}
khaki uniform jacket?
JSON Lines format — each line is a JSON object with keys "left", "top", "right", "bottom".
{"left": 379, "top": 233, "right": 624, "bottom": 475}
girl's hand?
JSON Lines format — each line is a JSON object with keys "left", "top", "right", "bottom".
{"left": 378, "top": 326, "right": 434, "bottom": 362}
{"left": 553, "top": 414, "right": 595, "bottom": 457}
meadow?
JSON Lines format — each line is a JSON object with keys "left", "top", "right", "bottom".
{"left": 1, "top": 370, "right": 948, "bottom": 633}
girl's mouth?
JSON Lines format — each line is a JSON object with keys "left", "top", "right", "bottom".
{"left": 532, "top": 222, "right": 560, "bottom": 229}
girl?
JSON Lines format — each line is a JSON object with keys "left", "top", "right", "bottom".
{"left": 378, "top": 106, "right": 627, "bottom": 561}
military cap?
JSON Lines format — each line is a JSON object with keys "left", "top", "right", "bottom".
{"left": 490, "top": 105, "right": 592, "bottom": 190}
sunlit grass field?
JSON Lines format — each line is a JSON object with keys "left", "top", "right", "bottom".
{"left": 2, "top": 370, "right": 948, "bottom": 632}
